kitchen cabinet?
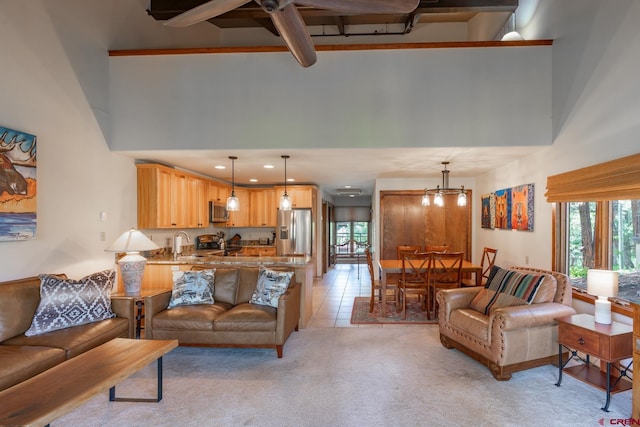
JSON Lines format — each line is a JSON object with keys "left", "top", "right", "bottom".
{"left": 274, "top": 185, "right": 316, "bottom": 209}
{"left": 137, "top": 164, "right": 208, "bottom": 229}
{"left": 226, "top": 188, "right": 250, "bottom": 227}
{"left": 240, "top": 246, "right": 276, "bottom": 256}
{"left": 249, "top": 188, "right": 276, "bottom": 227}
{"left": 208, "top": 181, "right": 229, "bottom": 205}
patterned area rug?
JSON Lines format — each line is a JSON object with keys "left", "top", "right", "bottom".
{"left": 350, "top": 297, "right": 438, "bottom": 324}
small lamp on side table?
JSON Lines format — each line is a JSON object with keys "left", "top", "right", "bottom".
{"left": 106, "top": 228, "right": 159, "bottom": 296}
{"left": 587, "top": 269, "right": 619, "bottom": 325}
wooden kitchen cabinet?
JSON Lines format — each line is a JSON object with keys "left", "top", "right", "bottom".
{"left": 208, "top": 181, "right": 229, "bottom": 205}
{"left": 137, "top": 164, "right": 208, "bottom": 229}
{"left": 226, "top": 188, "right": 250, "bottom": 227}
{"left": 249, "top": 188, "right": 276, "bottom": 227}
{"left": 274, "top": 185, "right": 316, "bottom": 209}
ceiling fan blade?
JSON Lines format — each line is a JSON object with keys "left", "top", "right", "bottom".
{"left": 294, "top": 0, "right": 419, "bottom": 14}
{"left": 164, "top": 0, "right": 253, "bottom": 27}
{"left": 270, "top": 3, "right": 317, "bottom": 67}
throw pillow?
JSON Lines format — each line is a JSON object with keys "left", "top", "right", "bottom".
{"left": 468, "top": 266, "right": 544, "bottom": 315}
{"left": 25, "top": 270, "right": 116, "bottom": 337}
{"left": 168, "top": 269, "right": 215, "bottom": 308}
{"left": 249, "top": 267, "right": 293, "bottom": 308}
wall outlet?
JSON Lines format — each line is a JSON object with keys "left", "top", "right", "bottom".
{"left": 100, "top": 231, "right": 106, "bottom": 242}
{"left": 525, "top": 256, "right": 529, "bottom": 265}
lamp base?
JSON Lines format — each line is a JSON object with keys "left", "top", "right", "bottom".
{"left": 594, "top": 297, "right": 612, "bottom": 324}
{"left": 118, "top": 252, "right": 147, "bottom": 296}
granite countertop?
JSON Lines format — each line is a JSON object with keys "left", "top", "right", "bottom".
{"left": 146, "top": 250, "right": 311, "bottom": 266}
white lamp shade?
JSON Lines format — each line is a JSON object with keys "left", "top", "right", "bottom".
{"left": 502, "top": 31, "right": 524, "bottom": 41}
{"left": 587, "top": 269, "right": 619, "bottom": 298}
{"left": 105, "top": 228, "right": 159, "bottom": 253}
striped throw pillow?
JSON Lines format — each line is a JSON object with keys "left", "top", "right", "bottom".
{"left": 469, "top": 266, "right": 544, "bottom": 315}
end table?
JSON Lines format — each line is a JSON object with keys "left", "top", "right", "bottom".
{"left": 112, "top": 289, "right": 167, "bottom": 339}
{"left": 555, "top": 313, "right": 633, "bottom": 412}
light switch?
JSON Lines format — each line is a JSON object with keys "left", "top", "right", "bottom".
{"left": 99, "top": 211, "right": 107, "bottom": 222}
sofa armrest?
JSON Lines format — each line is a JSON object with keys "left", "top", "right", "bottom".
{"left": 275, "top": 281, "right": 301, "bottom": 343}
{"left": 110, "top": 296, "right": 136, "bottom": 339}
{"left": 438, "top": 287, "right": 482, "bottom": 322}
{"left": 491, "top": 303, "right": 577, "bottom": 331}
{"left": 143, "top": 291, "right": 172, "bottom": 339}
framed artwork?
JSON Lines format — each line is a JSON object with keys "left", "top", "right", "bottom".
{"left": 494, "top": 188, "right": 512, "bottom": 230}
{"left": 511, "top": 184, "right": 534, "bottom": 231}
{"left": 0, "top": 125, "right": 37, "bottom": 241}
{"left": 481, "top": 193, "right": 495, "bottom": 229}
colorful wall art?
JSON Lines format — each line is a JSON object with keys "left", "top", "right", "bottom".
{"left": 0, "top": 125, "right": 37, "bottom": 241}
{"left": 481, "top": 193, "right": 495, "bottom": 229}
{"left": 482, "top": 184, "right": 535, "bottom": 232}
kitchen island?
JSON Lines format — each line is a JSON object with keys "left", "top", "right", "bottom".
{"left": 125, "top": 252, "right": 314, "bottom": 328}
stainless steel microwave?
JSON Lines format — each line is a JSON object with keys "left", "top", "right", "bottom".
{"left": 209, "top": 201, "right": 228, "bottom": 223}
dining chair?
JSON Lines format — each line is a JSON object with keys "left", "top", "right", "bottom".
{"left": 425, "top": 245, "right": 449, "bottom": 253}
{"left": 461, "top": 247, "right": 498, "bottom": 287}
{"left": 428, "top": 252, "right": 464, "bottom": 318}
{"left": 396, "top": 245, "right": 422, "bottom": 260}
{"left": 398, "top": 252, "right": 433, "bottom": 319}
{"left": 365, "top": 248, "right": 396, "bottom": 313}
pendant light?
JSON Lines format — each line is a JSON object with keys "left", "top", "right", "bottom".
{"left": 226, "top": 156, "right": 239, "bottom": 211}
{"left": 421, "top": 162, "right": 468, "bottom": 207}
{"left": 279, "top": 155, "right": 291, "bottom": 211}
{"left": 501, "top": 12, "right": 524, "bottom": 41}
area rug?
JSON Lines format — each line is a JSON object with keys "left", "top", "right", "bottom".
{"left": 350, "top": 296, "right": 437, "bottom": 324}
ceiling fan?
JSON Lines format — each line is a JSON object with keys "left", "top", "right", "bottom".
{"left": 164, "top": 0, "right": 420, "bottom": 68}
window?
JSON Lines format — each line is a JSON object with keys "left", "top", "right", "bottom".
{"left": 546, "top": 153, "right": 640, "bottom": 302}
{"left": 564, "top": 200, "right": 639, "bottom": 300}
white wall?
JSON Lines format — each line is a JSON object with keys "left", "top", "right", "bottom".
{"left": 474, "top": 0, "right": 640, "bottom": 270}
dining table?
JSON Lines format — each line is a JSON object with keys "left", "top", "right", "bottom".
{"left": 377, "top": 259, "right": 483, "bottom": 317}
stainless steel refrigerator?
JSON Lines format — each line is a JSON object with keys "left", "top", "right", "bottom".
{"left": 276, "top": 208, "right": 312, "bottom": 257}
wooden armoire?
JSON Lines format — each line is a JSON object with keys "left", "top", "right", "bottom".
{"left": 380, "top": 190, "right": 471, "bottom": 260}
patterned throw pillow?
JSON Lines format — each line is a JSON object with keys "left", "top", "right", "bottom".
{"left": 249, "top": 267, "right": 293, "bottom": 308}
{"left": 468, "top": 266, "right": 544, "bottom": 315}
{"left": 168, "top": 269, "right": 215, "bottom": 308}
{"left": 25, "top": 270, "right": 116, "bottom": 337}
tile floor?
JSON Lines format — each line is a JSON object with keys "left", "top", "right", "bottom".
{"left": 308, "top": 262, "right": 405, "bottom": 328}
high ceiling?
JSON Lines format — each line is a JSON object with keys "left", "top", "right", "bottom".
{"left": 113, "top": 0, "right": 546, "bottom": 200}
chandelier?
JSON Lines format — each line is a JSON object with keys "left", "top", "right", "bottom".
{"left": 421, "top": 162, "right": 467, "bottom": 207}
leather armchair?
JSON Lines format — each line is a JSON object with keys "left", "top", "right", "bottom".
{"left": 438, "top": 266, "right": 576, "bottom": 380}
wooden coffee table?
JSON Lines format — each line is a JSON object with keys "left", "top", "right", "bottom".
{"left": 0, "top": 338, "right": 178, "bottom": 427}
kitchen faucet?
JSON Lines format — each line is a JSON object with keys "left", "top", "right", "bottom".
{"left": 172, "top": 231, "right": 191, "bottom": 259}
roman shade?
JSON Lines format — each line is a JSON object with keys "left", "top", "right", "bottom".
{"left": 545, "top": 153, "right": 640, "bottom": 202}
{"left": 334, "top": 206, "right": 371, "bottom": 222}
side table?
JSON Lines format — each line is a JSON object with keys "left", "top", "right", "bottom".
{"left": 112, "top": 289, "right": 167, "bottom": 339}
{"left": 555, "top": 313, "right": 633, "bottom": 412}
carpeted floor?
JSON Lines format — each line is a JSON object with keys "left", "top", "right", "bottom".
{"left": 351, "top": 297, "right": 437, "bottom": 324}
{"left": 56, "top": 326, "right": 632, "bottom": 427}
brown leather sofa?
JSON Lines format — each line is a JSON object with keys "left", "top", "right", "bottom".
{"left": 0, "top": 275, "right": 135, "bottom": 392}
{"left": 144, "top": 266, "right": 301, "bottom": 358}
{"left": 438, "top": 266, "right": 576, "bottom": 380}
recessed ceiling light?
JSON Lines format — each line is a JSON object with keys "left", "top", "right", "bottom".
{"left": 264, "top": 164, "right": 274, "bottom": 169}
{"left": 345, "top": 185, "right": 352, "bottom": 188}
{"left": 214, "top": 165, "right": 226, "bottom": 170}
{"left": 287, "top": 178, "right": 295, "bottom": 182}
{"left": 249, "top": 178, "right": 258, "bottom": 183}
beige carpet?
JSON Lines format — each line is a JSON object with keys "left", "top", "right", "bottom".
{"left": 57, "top": 326, "right": 632, "bottom": 426}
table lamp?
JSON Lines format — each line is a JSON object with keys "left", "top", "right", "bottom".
{"left": 106, "top": 228, "right": 159, "bottom": 296}
{"left": 586, "top": 269, "right": 619, "bottom": 324}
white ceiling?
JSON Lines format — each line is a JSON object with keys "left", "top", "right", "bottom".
{"left": 110, "top": 0, "right": 546, "bottom": 199}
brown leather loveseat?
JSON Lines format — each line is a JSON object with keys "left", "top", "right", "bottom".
{"left": 144, "top": 266, "right": 301, "bottom": 358}
{"left": 438, "top": 266, "right": 576, "bottom": 380}
{"left": 0, "top": 274, "right": 134, "bottom": 391}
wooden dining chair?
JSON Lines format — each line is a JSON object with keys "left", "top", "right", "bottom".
{"left": 365, "top": 248, "right": 396, "bottom": 313}
{"left": 461, "top": 247, "right": 498, "bottom": 287}
{"left": 428, "top": 252, "right": 464, "bottom": 318}
{"left": 398, "top": 252, "right": 433, "bottom": 319}
{"left": 425, "top": 245, "right": 449, "bottom": 253}
{"left": 396, "top": 245, "right": 422, "bottom": 260}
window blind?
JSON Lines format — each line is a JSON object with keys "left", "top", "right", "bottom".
{"left": 545, "top": 153, "right": 640, "bottom": 202}
{"left": 334, "top": 206, "right": 371, "bottom": 222}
